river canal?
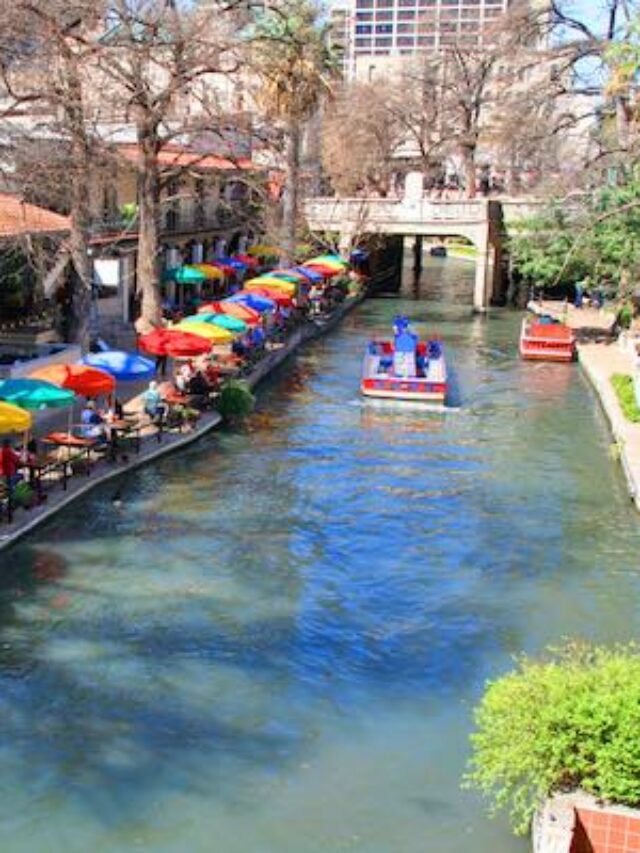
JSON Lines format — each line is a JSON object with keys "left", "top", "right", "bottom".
{"left": 2, "top": 259, "right": 640, "bottom": 852}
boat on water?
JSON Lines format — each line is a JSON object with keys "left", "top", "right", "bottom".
{"left": 361, "top": 317, "right": 448, "bottom": 403}
{"left": 519, "top": 315, "right": 576, "bottom": 362}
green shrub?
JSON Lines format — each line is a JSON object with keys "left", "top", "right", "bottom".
{"left": 217, "top": 379, "right": 255, "bottom": 420}
{"left": 611, "top": 374, "right": 640, "bottom": 422}
{"left": 465, "top": 642, "right": 640, "bottom": 835}
{"left": 12, "top": 482, "right": 34, "bottom": 508}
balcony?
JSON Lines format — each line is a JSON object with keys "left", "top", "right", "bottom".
{"left": 90, "top": 199, "right": 250, "bottom": 242}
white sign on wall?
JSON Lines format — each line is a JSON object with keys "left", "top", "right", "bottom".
{"left": 93, "top": 258, "right": 120, "bottom": 289}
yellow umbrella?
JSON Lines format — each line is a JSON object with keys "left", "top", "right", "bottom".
{"left": 190, "top": 263, "right": 225, "bottom": 281}
{"left": 172, "top": 321, "right": 234, "bottom": 343}
{"left": 0, "top": 401, "right": 32, "bottom": 434}
{"left": 247, "top": 244, "right": 283, "bottom": 257}
{"left": 245, "top": 277, "right": 296, "bottom": 293}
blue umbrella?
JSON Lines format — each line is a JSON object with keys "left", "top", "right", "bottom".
{"left": 216, "top": 256, "right": 248, "bottom": 270}
{"left": 293, "top": 265, "right": 323, "bottom": 283}
{"left": 81, "top": 350, "right": 156, "bottom": 381}
{"left": 228, "top": 293, "right": 275, "bottom": 312}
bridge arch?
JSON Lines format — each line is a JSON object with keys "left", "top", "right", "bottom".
{"left": 305, "top": 197, "right": 504, "bottom": 311}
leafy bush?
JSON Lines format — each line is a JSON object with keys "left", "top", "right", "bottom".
{"left": 611, "top": 374, "right": 640, "bottom": 422}
{"left": 465, "top": 643, "right": 640, "bottom": 835}
{"left": 216, "top": 379, "right": 255, "bottom": 420}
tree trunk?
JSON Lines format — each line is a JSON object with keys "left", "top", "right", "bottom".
{"left": 63, "top": 50, "right": 92, "bottom": 350}
{"left": 461, "top": 144, "right": 477, "bottom": 199}
{"left": 136, "top": 131, "right": 163, "bottom": 328}
{"left": 282, "top": 119, "right": 301, "bottom": 264}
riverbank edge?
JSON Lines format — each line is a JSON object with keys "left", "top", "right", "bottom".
{"left": 0, "top": 293, "right": 365, "bottom": 555}
{"left": 578, "top": 343, "right": 640, "bottom": 512}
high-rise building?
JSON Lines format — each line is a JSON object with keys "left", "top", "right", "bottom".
{"left": 348, "top": 0, "right": 512, "bottom": 79}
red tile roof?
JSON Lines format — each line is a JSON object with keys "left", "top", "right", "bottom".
{"left": 0, "top": 193, "right": 70, "bottom": 238}
{"left": 116, "top": 144, "right": 256, "bottom": 172}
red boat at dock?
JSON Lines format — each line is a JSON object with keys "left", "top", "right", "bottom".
{"left": 519, "top": 316, "right": 576, "bottom": 363}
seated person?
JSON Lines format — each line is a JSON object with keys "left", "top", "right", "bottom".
{"left": 232, "top": 337, "right": 248, "bottom": 359}
{"left": 250, "top": 325, "right": 265, "bottom": 351}
{"left": 186, "top": 370, "right": 212, "bottom": 407}
{"left": 175, "top": 361, "right": 195, "bottom": 393}
{"left": 80, "top": 400, "right": 106, "bottom": 440}
{"left": 203, "top": 363, "right": 220, "bottom": 389}
{"left": 142, "top": 380, "right": 167, "bottom": 423}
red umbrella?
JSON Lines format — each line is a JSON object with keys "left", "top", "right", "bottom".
{"left": 234, "top": 254, "right": 260, "bottom": 269}
{"left": 244, "top": 286, "right": 294, "bottom": 307}
{"left": 138, "top": 328, "right": 212, "bottom": 358}
{"left": 303, "top": 263, "right": 340, "bottom": 278}
{"left": 211, "top": 261, "right": 235, "bottom": 276}
{"left": 198, "top": 301, "right": 261, "bottom": 324}
{"left": 30, "top": 363, "right": 115, "bottom": 397}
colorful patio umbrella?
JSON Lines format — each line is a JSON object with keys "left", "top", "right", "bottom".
{"left": 198, "top": 301, "right": 261, "bottom": 324}
{"left": 82, "top": 351, "right": 156, "bottom": 381}
{"left": 245, "top": 277, "right": 296, "bottom": 293}
{"left": 247, "top": 244, "right": 283, "bottom": 257}
{"left": 0, "top": 401, "right": 32, "bottom": 434}
{"left": 233, "top": 254, "right": 260, "bottom": 269}
{"left": 172, "top": 321, "right": 234, "bottom": 343}
{"left": 243, "top": 287, "right": 294, "bottom": 307}
{"left": 182, "top": 313, "right": 247, "bottom": 333}
{"left": 30, "top": 363, "right": 115, "bottom": 398}
{"left": 138, "top": 328, "right": 212, "bottom": 358}
{"left": 293, "top": 266, "right": 323, "bottom": 283}
{"left": 190, "top": 263, "right": 224, "bottom": 281}
{"left": 228, "top": 292, "right": 276, "bottom": 312}
{"left": 210, "top": 261, "right": 236, "bottom": 277}
{"left": 163, "top": 266, "right": 207, "bottom": 285}
{"left": 303, "top": 263, "right": 341, "bottom": 278}
{"left": 305, "top": 254, "right": 348, "bottom": 268}
{"left": 267, "top": 269, "right": 308, "bottom": 283}
{"left": 215, "top": 256, "right": 248, "bottom": 271}
{"left": 0, "top": 378, "right": 76, "bottom": 410}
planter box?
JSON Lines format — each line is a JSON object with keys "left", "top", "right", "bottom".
{"left": 533, "top": 792, "right": 640, "bottom": 853}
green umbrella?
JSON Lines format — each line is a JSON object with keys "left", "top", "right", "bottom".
{"left": 182, "top": 313, "right": 247, "bottom": 333}
{"left": 163, "top": 266, "right": 207, "bottom": 285}
{"left": 0, "top": 378, "right": 76, "bottom": 410}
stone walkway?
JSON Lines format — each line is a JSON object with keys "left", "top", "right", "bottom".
{"left": 578, "top": 340, "right": 640, "bottom": 511}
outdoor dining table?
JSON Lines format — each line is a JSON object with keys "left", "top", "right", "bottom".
{"left": 41, "top": 432, "right": 99, "bottom": 475}
{"left": 104, "top": 418, "right": 142, "bottom": 462}
{"left": 22, "top": 452, "right": 72, "bottom": 496}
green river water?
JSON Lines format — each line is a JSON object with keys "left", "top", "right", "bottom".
{"left": 1, "top": 259, "right": 639, "bottom": 852}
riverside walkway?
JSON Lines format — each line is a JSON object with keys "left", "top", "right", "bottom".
{"left": 0, "top": 293, "right": 364, "bottom": 553}
{"left": 532, "top": 300, "right": 640, "bottom": 511}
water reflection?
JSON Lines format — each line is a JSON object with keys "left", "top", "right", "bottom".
{"left": 0, "top": 260, "right": 639, "bottom": 852}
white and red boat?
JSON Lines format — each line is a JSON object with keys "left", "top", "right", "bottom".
{"left": 361, "top": 318, "right": 448, "bottom": 403}
{"left": 519, "top": 316, "right": 576, "bottom": 363}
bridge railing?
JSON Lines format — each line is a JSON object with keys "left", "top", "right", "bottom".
{"left": 305, "top": 197, "right": 498, "bottom": 227}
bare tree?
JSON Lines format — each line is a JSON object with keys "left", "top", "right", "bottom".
{"left": 0, "top": 1, "right": 104, "bottom": 347}
{"left": 95, "top": 0, "right": 247, "bottom": 328}
{"left": 321, "top": 81, "right": 412, "bottom": 197}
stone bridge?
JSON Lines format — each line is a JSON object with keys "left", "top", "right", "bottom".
{"left": 304, "top": 195, "right": 545, "bottom": 311}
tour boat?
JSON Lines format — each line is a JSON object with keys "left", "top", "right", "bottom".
{"left": 519, "top": 316, "right": 576, "bottom": 363}
{"left": 361, "top": 317, "right": 448, "bottom": 403}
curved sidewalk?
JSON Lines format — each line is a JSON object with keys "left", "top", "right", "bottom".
{"left": 579, "top": 341, "right": 640, "bottom": 512}
{"left": 0, "top": 295, "right": 364, "bottom": 554}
